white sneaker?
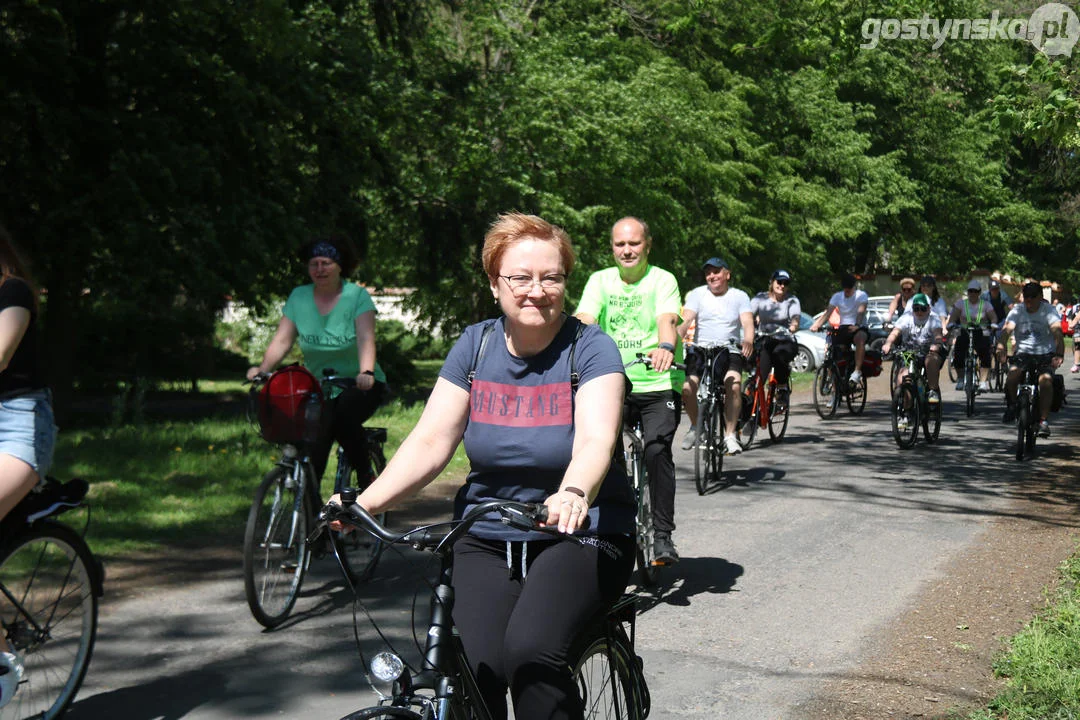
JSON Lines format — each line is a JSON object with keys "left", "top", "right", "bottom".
{"left": 723, "top": 434, "right": 742, "bottom": 455}
{"left": 849, "top": 369, "right": 862, "bottom": 384}
{"left": 0, "top": 652, "right": 24, "bottom": 709}
{"left": 896, "top": 417, "right": 910, "bottom": 431}
{"left": 680, "top": 429, "right": 697, "bottom": 450}
{"left": 978, "top": 381, "right": 991, "bottom": 393}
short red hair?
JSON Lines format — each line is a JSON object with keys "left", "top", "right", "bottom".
{"left": 482, "top": 213, "right": 575, "bottom": 280}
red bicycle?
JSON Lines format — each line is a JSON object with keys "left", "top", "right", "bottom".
{"left": 737, "top": 331, "right": 793, "bottom": 450}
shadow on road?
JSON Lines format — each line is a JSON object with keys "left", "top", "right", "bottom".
{"left": 635, "top": 556, "right": 744, "bottom": 611}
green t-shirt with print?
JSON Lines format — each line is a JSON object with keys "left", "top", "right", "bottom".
{"left": 283, "top": 282, "right": 387, "bottom": 384}
{"left": 576, "top": 265, "right": 684, "bottom": 393}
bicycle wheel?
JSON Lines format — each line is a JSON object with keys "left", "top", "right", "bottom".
{"left": 331, "top": 450, "right": 387, "bottom": 584}
{"left": 992, "top": 354, "right": 1005, "bottom": 392}
{"left": 964, "top": 362, "right": 976, "bottom": 417}
{"left": 813, "top": 364, "right": 839, "bottom": 419}
{"left": 1015, "top": 398, "right": 1029, "bottom": 461}
{"left": 922, "top": 393, "right": 942, "bottom": 443}
{"left": 947, "top": 346, "right": 958, "bottom": 382}
{"left": 339, "top": 706, "right": 424, "bottom": 720}
{"left": 573, "top": 627, "right": 645, "bottom": 720}
{"left": 0, "top": 522, "right": 98, "bottom": 720}
{"left": 694, "top": 400, "right": 723, "bottom": 495}
{"left": 630, "top": 447, "right": 658, "bottom": 586}
{"left": 736, "top": 379, "right": 758, "bottom": 451}
{"left": 891, "top": 384, "right": 919, "bottom": 449}
{"left": 846, "top": 373, "right": 867, "bottom": 415}
{"left": 1025, "top": 393, "right": 1038, "bottom": 453}
{"left": 243, "top": 466, "right": 310, "bottom": 628}
{"left": 889, "top": 358, "right": 903, "bottom": 398}
{"left": 767, "top": 383, "right": 789, "bottom": 441}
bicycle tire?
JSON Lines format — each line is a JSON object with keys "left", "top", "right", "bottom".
{"left": 1025, "top": 393, "right": 1038, "bottom": 453}
{"left": 889, "top": 358, "right": 903, "bottom": 398}
{"left": 846, "top": 373, "right": 867, "bottom": 415}
{"left": 1016, "top": 398, "right": 1029, "bottom": 461}
{"left": 736, "top": 379, "right": 758, "bottom": 450}
{"left": 892, "top": 384, "right": 919, "bottom": 449}
{"left": 923, "top": 393, "right": 942, "bottom": 443}
{"left": 813, "top": 364, "right": 839, "bottom": 419}
{"left": 767, "top": 383, "right": 789, "bottom": 441}
{"left": 243, "top": 466, "right": 310, "bottom": 628}
{"left": 947, "top": 346, "right": 958, "bottom": 383}
{"left": 339, "top": 706, "right": 424, "bottom": 720}
{"left": 693, "top": 399, "right": 712, "bottom": 496}
{"left": 572, "top": 626, "right": 646, "bottom": 720}
{"left": 630, "top": 443, "right": 658, "bottom": 586}
{"left": 992, "top": 354, "right": 1005, "bottom": 392}
{"left": 332, "top": 449, "right": 387, "bottom": 584}
{"left": 964, "top": 361, "right": 976, "bottom": 417}
{"left": 0, "top": 522, "right": 98, "bottom": 720}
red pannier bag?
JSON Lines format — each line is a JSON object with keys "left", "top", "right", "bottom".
{"left": 861, "top": 349, "right": 884, "bottom": 377}
{"left": 257, "top": 365, "right": 322, "bottom": 444}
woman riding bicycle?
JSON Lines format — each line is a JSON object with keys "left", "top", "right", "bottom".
{"left": 0, "top": 224, "right": 55, "bottom": 706}
{"left": 749, "top": 269, "right": 800, "bottom": 408}
{"left": 881, "top": 293, "right": 945, "bottom": 406}
{"left": 334, "top": 213, "right": 635, "bottom": 720}
{"left": 247, "top": 235, "right": 387, "bottom": 484}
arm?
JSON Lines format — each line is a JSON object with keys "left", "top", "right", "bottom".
{"left": 809, "top": 305, "right": 835, "bottom": 332}
{"left": 247, "top": 316, "right": 299, "bottom": 379}
{"left": 648, "top": 313, "right": 680, "bottom": 372}
{"left": 677, "top": 308, "right": 696, "bottom": 341}
{"left": 1050, "top": 322, "right": 1065, "bottom": 369}
{"left": 0, "top": 307, "right": 31, "bottom": 373}
{"left": 354, "top": 310, "right": 377, "bottom": 390}
{"left": 887, "top": 293, "right": 901, "bottom": 322}
{"left": 854, "top": 301, "right": 867, "bottom": 328}
{"left": 739, "top": 310, "right": 755, "bottom": 358}
{"left": 355, "top": 377, "right": 470, "bottom": 514}
{"left": 881, "top": 326, "right": 901, "bottom": 355}
{"left": 545, "top": 372, "right": 625, "bottom": 533}
{"left": 575, "top": 312, "right": 597, "bottom": 325}
{"left": 996, "top": 321, "right": 1015, "bottom": 360}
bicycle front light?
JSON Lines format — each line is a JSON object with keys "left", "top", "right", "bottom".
{"left": 370, "top": 652, "right": 405, "bottom": 682}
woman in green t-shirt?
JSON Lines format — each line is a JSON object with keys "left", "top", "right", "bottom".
{"left": 247, "top": 236, "right": 386, "bottom": 483}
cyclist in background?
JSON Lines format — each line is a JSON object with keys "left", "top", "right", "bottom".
{"left": 899, "top": 276, "right": 950, "bottom": 330}
{"left": 809, "top": 273, "right": 868, "bottom": 386}
{"left": 0, "top": 224, "right": 55, "bottom": 706}
{"left": 576, "top": 216, "right": 683, "bottom": 565}
{"left": 983, "top": 279, "right": 1015, "bottom": 323}
{"left": 886, "top": 277, "right": 916, "bottom": 322}
{"left": 749, "top": 269, "right": 801, "bottom": 409}
{"left": 677, "top": 258, "right": 754, "bottom": 457}
{"left": 947, "top": 279, "right": 998, "bottom": 393}
{"left": 247, "top": 235, "right": 387, "bottom": 485}
{"left": 996, "top": 282, "right": 1064, "bottom": 436}
{"left": 341, "top": 213, "right": 635, "bottom": 720}
{"left": 881, "top": 292, "right": 946, "bottom": 419}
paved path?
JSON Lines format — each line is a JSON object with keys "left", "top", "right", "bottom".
{"left": 66, "top": 372, "right": 1080, "bottom": 719}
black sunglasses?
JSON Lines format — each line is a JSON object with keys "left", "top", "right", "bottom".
{"left": 775, "top": 279, "right": 790, "bottom": 286}
{"left": 912, "top": 304, "right": 930, "bottom": 312}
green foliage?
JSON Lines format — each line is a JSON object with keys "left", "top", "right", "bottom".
{"left": 969, "top": 553, "right": 1080, "bottom": 719}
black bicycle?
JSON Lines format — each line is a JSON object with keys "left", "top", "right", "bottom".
{"left": 1010, "top": 354, "right": 1052, "bottom": 461}
{"left": 888, "top": 348, "right": 942, "bottom": 449}
{"left": 244, "top": 367, "right": 388, "bottom": 628}
{"left": 685, "top": 342, "right": 738, "bottom": 494}
{"left": 813, "top": 327, "right": 868, "bottom": 418}
{"left": 0, "top": 477, "right": 104, "bottom": 720}
{"left": 955, "top": 324, "right": 992, "bottom": 416}
{"left": 310, "top": 495, "right": 650, "bottom": 720}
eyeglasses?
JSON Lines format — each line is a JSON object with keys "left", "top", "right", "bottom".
{"left": 308, "top": 259, "right": 338, "bottom": 270}
{"left": 901, "top": 286, "right": 914, "bottom": 292}
{"left": 499, "top": 274, "right": 567, "bottom": 293}
{"left": 775, "top": 279, "right": 790, "bottom": 286}
{"left": 912, "top": 304, "right": 930, "bottom": 312}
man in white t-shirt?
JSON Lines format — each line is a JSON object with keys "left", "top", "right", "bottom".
{"left": 677, "top": 257, "right": 754, "bottom": 456}
{"left": 809, "top": 273, "right": 869, "bottom": 384}
{"left": 996, "top": 282, "right": 1064, "bottom": 436}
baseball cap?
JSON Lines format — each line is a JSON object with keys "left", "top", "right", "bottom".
{"left": 771, "top": 269, "right": 792, "bottom": 282}
{"left": 911, "top": 293, "right": 930, "bottom": 308}
{"left": 966, "top": 279, "right": 982, "bottom": 291}
{"left": 989, "top": 279, "right": 1000, "bottom": 289}
{"left": 702, "top": 257, "right": 729, "bottom": 270}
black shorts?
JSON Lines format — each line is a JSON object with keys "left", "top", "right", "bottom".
{"left": 1009, "top": 353, "right": 1055, "bottom": 376}
{"left": 833, "top": 325, "right": 869, "bottom": 348}
{"left": 685, "top": 345, "right": 746, "bottom": 381}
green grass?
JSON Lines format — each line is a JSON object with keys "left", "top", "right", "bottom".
{"left": 968, "top": 552, "right": 1080, "bottom": 720}
{"left": 52, "top": 393, "right": 468, "bottom": 561}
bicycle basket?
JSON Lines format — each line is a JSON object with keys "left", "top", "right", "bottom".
{"left": 257, "top": 366, "right": 323, "bottom": 444}
{"left": 862, "top": 349, "right": 884, "bottom": 377}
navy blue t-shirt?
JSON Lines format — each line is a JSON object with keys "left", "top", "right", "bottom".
{"left": 440, "top": 315, "right": 635, "bottom": 540}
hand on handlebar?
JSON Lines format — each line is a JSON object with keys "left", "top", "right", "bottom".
{"left": 246, "top": 366, "right": 265, "bottom": 381}
{"left": 647, "top": 346, "right": 675, "bottom": 373}
{"left": 740, "top": 338, "right": 754, "bottom": 359}
{"left": 355, "top": 373, "right": 375, "bottom": 391}
{"left": 542, "top": 489, "right": 591, "bottom": 534}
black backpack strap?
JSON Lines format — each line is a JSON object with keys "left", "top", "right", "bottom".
{"left": 566, "top": 316, "right": 586, "bottom": 392}
{"left": 467, "top": 319, "right": 499, "bottom": 387}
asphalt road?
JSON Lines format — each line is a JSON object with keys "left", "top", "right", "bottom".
{"left": 67, "top": 371, "right": 1080, "bottom": 720}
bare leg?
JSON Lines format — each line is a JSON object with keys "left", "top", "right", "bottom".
{"left": 682, "top": 376, "right": 699, "bottom": 427}
{"left": 1038, "top": 373, "right": 1053, "bottom": 422}
{"left": 724, "top": 372, "right": 742, "bottom": 435}
{"left": 0, "top": 455, "right": 40, "bottom": 654}
{"left": 925, "top": 353, "right": 941, "bottom": 390}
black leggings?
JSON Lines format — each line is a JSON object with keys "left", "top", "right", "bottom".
{"left": 758, "top": 337, "right": 797, "bottom": 384}
{"left": 452, "top": 533, "right": 635, "bottom": 720}
{"left": 624, "top": 390, "right": 681, "bottom": 535}
{"left": 309, "top": 382, "right": 386, "bottom": 486}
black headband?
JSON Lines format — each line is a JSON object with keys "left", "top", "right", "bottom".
{"left": 309, "top": 241, "right": 341, "bottom": 264}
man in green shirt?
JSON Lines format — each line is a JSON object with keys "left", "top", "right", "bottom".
{"left": 576, "top": 217, "right": 684, "bottom": 564}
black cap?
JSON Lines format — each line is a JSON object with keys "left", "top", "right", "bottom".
{"left": 989, "top": 279, "right": 1000, "bottom": 289}
{"left": 702, "top": 257, "right": 729, "bottom": 270}
{"left": 771, "top": 269, "right": 792, "bottom": 282}
{"left": 841, "top": 273, "right": 857, "bottom": 289}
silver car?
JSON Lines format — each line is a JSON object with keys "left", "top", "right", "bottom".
{"left": 793, "top": 312, "right": 826, "bottom": 373}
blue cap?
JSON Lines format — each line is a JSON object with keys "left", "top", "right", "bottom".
{"left": 702, "top": 257, "right": 729, "bottom": 270}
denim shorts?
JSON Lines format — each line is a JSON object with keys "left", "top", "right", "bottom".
{"left": 0, "top": 389, "right": 57, "bottom": 476}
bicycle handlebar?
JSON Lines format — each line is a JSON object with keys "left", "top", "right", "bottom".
{"left": 625, "top": 352, "right": 687, "bottom": 372}
{"left": 307, "top": 498, "right": 552, "bottom": 555}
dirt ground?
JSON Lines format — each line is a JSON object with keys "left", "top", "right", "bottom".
{"left": 796, "top": 453, "right": 1080, "bottom": 720}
